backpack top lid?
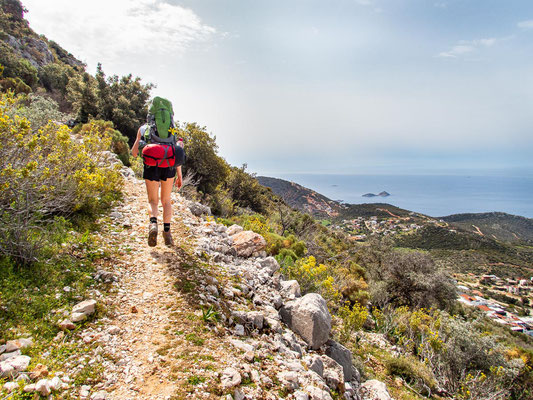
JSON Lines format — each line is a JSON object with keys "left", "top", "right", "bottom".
{"left": 148, "top": 96, "right": 174, "bottom": 139}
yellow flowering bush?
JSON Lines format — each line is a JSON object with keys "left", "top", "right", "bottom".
{"left": 0, "top": 91, "right": 123, "bottom": 264}
{"left": 282, "top": 255, "right": 341, "bottom": 307}
{"left": 338, "top": 301, "right": 368, "bottom": 342}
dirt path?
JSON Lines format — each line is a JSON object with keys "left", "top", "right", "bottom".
{"left": 98, "top": 180, "right": 236, "bottom": 400}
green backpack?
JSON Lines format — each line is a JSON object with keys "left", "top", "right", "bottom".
{"left": 145, "top": 96, "right": 174, "bottom": 140}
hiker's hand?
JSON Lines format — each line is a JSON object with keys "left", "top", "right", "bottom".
{"left": 175, "top": 176, "right": 183, "bottom": 189}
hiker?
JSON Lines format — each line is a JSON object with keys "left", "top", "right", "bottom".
{"left": 131, "top": 97, "right": 185, "bottom": 247}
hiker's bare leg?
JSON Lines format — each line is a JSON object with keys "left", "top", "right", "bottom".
{"left": 145, "top": 179, "right": 160, "bottom": 219}
{"left": 160, "top": 177, "right": 174, "bottom": 224}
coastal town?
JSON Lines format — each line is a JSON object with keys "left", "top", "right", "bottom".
{"left": 456, "top": 273, "right": 533, "bottom": 336}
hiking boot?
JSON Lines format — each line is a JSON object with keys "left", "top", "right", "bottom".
{"left": 148, "top": 222, "right": 158, "bottom": 247}
{"left": 163, "top": 230, "right": 174, "bottom": 246}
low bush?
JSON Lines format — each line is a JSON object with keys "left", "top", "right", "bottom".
{"left": 73, "top": 119, "right": 130, "bottom": 166}
{"left": 0, "top": 92, "right": 122, "bottom": 264}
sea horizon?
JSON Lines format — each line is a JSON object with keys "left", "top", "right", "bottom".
{"left": 274, "top": 173, "right": 533, "bottom": 219}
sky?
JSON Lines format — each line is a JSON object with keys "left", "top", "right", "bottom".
{"left": 22, "top": 0, "right": 533, "bottom": 176}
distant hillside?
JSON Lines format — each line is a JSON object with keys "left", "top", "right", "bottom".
{"left": 441, "top": 212, "right": 533, "bottom": 244}
{"left": 256, "top": 176, "right": 343, "bottom": 217}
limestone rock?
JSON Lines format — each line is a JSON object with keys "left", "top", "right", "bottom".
{"left": 72, "top": 299, "right": 97, "bottom": 316}
{"left": 321, "top": 355, "right": 345, "bottom": 392}
{"left": 304, "top": 355, "right": 324, "bottom": 378}
{"left": 220, "top": 367, "right": 241, "bottom": 390}
{"left": 227, "top": 224, "right": 244, "bottom": 236}
{"left": 71, "top": 312, "right": 87, "bottom": 322}
{"left": 5, "top": 338, "right": 32, "bottom": 353}
{"left": 360, "top": 380, "right": 393, "bottom": 400}
{"left": 307, "top": 386, "right": 334, "bottom": 400}
{"left": 231, "top": 231, "right": 267, "bottom": 257}
{"left": 29, "top": 363, "right": 49, "bottom": 380}
{"left": 280, "top": 293, "right": 331, "bottom": 349}
{"left": 325, "top": 340, "right": 355, "bottom": 381}
{"left": 59, "top": 319, "right": 76, "bottom": 330}
{"left": 258, "top": 257, "right": 280, "bottom": 275}
{"left": 35, "top": 379, "right": 51, "bottom": 396}
{"left": 3, "top": 381, "right": 18, "bottom": 392}
{"left": 91, "top": 390, "right": 108, "bottom": 400}
{"left": 0, "top": 355, "right": 31, "bottom": 377}
{"left": 189, "top": 202, "right": 211, "bottom": 217}
{"left": 280, "top": 280, "right": 301, "bottom": 299}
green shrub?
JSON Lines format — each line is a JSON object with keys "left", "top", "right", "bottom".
{"left": 74, "top": 120, "right": 130, "bottom": 165}
{"left": 0, "top": 92, "right": 123, "bottom": 264}
{"left": 385, "top": 355, "right": 436, "bottom": 395}
{"left": 11, "top": 94, "right": 65, "bottom": 130}
{"left": 180, "top": 122, "right": 229, "bottom": 194}
{"left": 338, "top": 302, "right": 368, "bottom": 342}
{"left": 38, "top": 62, "right": 74, "bottom": 94}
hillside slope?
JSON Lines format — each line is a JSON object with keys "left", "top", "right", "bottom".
{"left": 257, "top": 176, "right": 343, "bottom": 217}
{"left": 441, "top": 212, "right": 533, "bottom": 244}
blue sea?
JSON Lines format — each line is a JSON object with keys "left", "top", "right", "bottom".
{"left": 277, "top": 174, "right": 533, "bottom": 218}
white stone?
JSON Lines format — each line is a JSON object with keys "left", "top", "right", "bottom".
{"left": 220, "top": 367, "right": 241, "bottom": 390}
{"left": 234, "top": 324, "right": 245, "bottom": 336}
{"left": 360, "top": 379, "right": 393, "bottom": 400}
{"left": 49, "top": 376, "right": 62, "bottom": 391}
{"left": 307, "top": 386, "right": 333, "bottom": 400}
{"left": 9, "top": 355, "right": 31, "bottom": 373}
{"left": 294, "top": 390, "right": 310, "bottom": 400}
{"left": 23, "top": 383, "right": 36, "bottom": 392}
{"left": 5, "top": 338, "right": 33, "bottom": 353}
{"left": 3, "top": 381, "right": 18, "bottom": 392}
{"left": 280, "top": 293, "right": 331, "bottom": 350}
{"left": 230, "top": 339, "right": 254, "bottom": 353}
{"left": 71, "top": 312, "right": 87, "bottom": 322}
{"left": 227, "top": 224, "right": 244, "bottom": 236}
{"left": 91, "top": 390, "right": 108, "bottom": 400}
{"left": 280, "top": 280, "right": 301, "bottom": 298}
{"left": 35, "top": 379, "right": 51, "bottom": 396}
{"left": 72, "top": 299, "right": 97, "bottom": 315}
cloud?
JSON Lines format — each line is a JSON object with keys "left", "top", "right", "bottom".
{"left": 437, "top": 37, "right": 498, "bottom": 58}
{"left": 434, "top": 2, "right": 448, "bottom": 8}
{"left": 517, "top": 20, "right": 533, "bottom": 30}
{"left": 23, "top": 0, "right": 217, "bottom": 69}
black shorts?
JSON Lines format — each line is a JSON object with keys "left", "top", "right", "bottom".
{"left": 143, "top": 165, "right": 177, "bottom": 182}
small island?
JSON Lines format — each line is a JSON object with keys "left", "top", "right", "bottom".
{"left": 363, "top": 191, "right": 391, "bottom": 198}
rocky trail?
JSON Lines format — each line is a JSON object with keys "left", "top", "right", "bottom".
{"left": 2, "top": 173, "right": 393, "bottom": 400}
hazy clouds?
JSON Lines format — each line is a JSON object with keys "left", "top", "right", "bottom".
{"left": 23, "top": 0, "right": 533, "bottom": 175}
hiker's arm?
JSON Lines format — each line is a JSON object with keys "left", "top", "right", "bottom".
{"left": 175, "top": 166, "right": 183, "bottom": 189}
{"left": 131, "top": 128, "right": 142, "bottom": 157}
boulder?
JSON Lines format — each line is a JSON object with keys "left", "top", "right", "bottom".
{"left": 227, "top": 224, "right": 244, "bottom": 236}
{"left": 231, "top": 231, "right": 267, "bottom": 257}
{"left": 280, "top": 293, "right": 331, "bottom": 349}
{"left": 360, "top": 380, "right": 393, "bottom": 400}
{"left": 325, "top": 340, "right": 355, "bottom": 381}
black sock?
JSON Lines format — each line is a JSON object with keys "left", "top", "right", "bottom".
{"left": 150, "top": 217, "right": 157, "bottom": 224}
{"left": 164, "top": 223, "right": 170, "bottom": 232}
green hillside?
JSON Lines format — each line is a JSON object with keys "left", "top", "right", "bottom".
{"left": 442, "top": 212, "right": 533, "bottom": 244}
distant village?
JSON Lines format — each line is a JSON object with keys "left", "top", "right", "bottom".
{"left": 332, "top": 214, "right": 533, "bottom": 337}
{"left": 457, "top": 273, "right": 533, "bottom": 336}
{"left": 333, "top": 213, "right": 446, "bottom": 240}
